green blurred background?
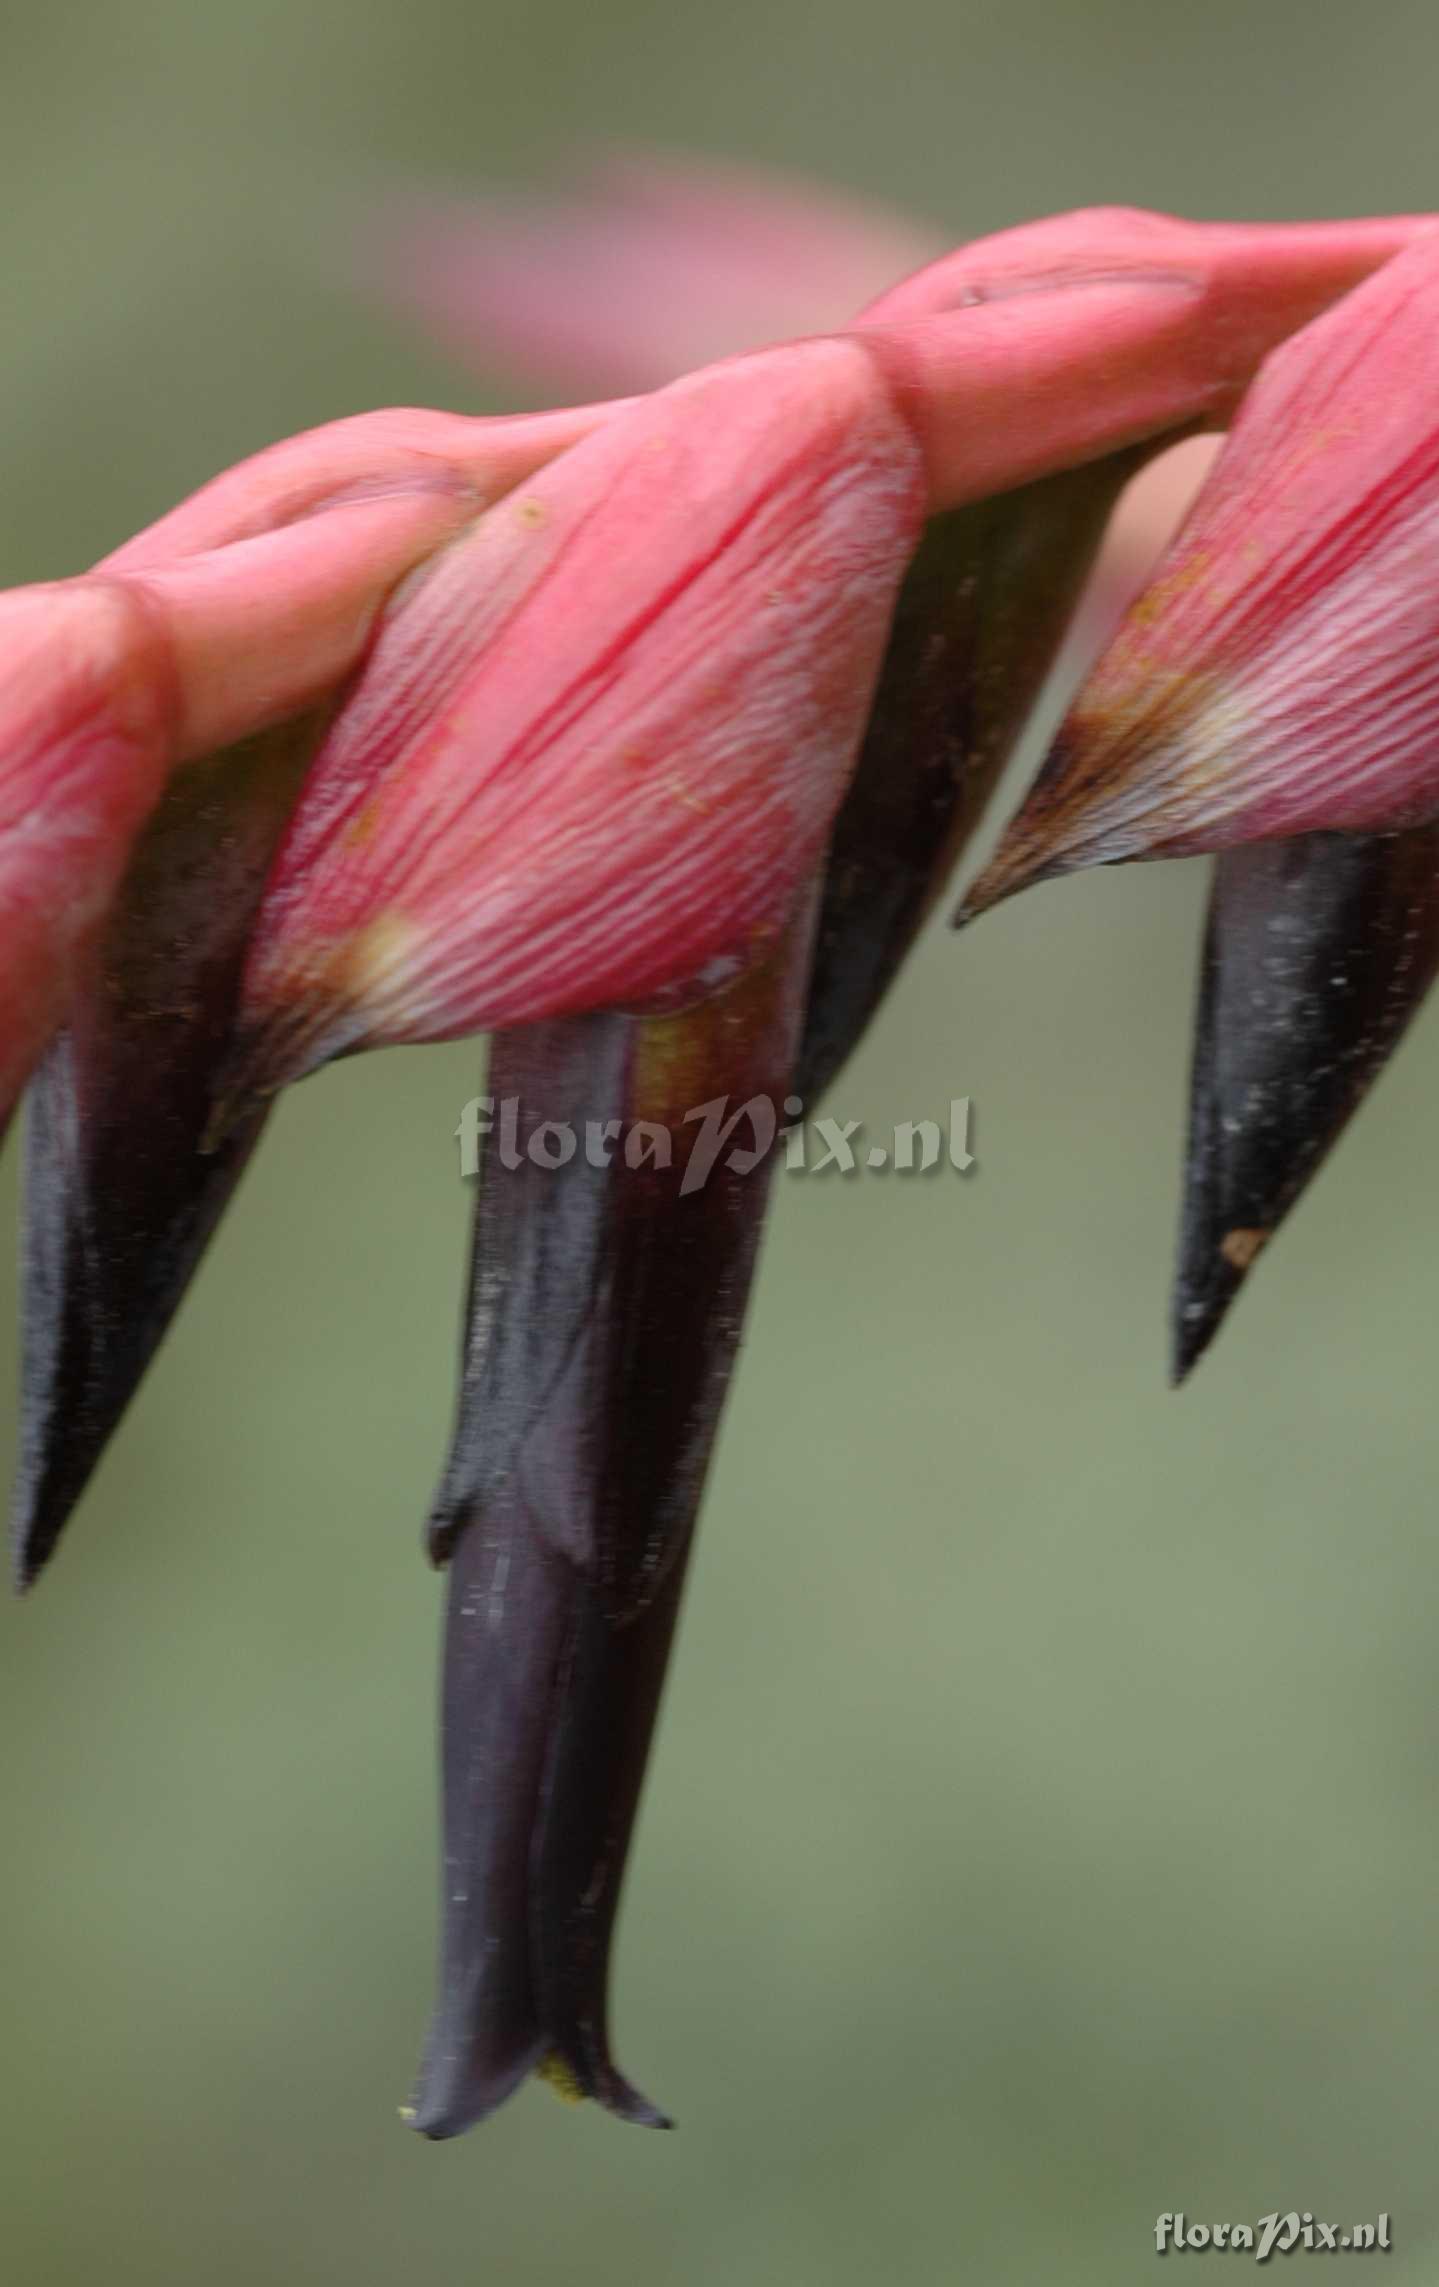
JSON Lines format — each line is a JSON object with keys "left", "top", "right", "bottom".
{"left": 5, "top": 2, "right": 1439, "bottom": 2280}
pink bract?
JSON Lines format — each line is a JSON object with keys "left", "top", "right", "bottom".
{"left": 963, "top": 224, "right": 1439, "bottom": 917}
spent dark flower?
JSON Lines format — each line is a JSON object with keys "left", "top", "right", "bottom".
{"left": 1171, "top": 827, "right": 1439, "bottom": 1380}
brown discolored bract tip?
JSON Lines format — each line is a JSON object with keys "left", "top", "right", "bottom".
{"left": 952, "top": 842, "right": 1070, "bottom": 929}
{"left": 951, "top": 672, "right": 1219, "bottom": 926}
{"left": 950, "top": 718, "right": 1117, "bottom": 926}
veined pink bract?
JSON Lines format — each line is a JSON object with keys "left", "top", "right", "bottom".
{"left": 224, "top": 338, "right": 926, "bottom": 1101}
{"left": 962, "top": 224, "right": 1439, "bottom": 917}
{"left": 0, "top": 583, "right": 174, "bottom": 1135}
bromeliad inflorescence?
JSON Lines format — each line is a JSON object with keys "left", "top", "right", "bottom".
{"left": 6, "top": 196, "right": 1439, "bottom": 2134}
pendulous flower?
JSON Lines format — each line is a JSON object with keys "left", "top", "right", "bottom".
{"left": 413, "top": 901, "right": 816, "bottom": 2133}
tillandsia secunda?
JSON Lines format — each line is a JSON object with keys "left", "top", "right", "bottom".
{"left": 6, "top": 200, "right": 1439, "bottom": 2136}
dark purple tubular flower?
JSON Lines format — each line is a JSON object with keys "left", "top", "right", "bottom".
{"left": 412, "top": 906, "right": 815, "bottom": 2133}
{"left": 14, "top": 717, "right": 322, "bottom": 1584}
{"left": 1172, "top": 827, "right": 1439, "bottom": 1380}
{"left": 797, "top": 444, "right": 1160, "bottom": 1103}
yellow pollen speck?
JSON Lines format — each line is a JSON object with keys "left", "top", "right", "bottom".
{"left": 347, "top": 912, "right": 418, "bottom": 997}
{"left": 536, "top": 2053, "right": 587, "bottom": 2106}
{"left": 341, "top": 795, "right": 384, "bottom": 851}
{"left": 664, "top": 772, "right": 712, "bottom": 816}
{"left": 1220, "top": 1227, "right": 1269, "bottom": 1271}
{"left": 516, "top": 496, "right": 548, "bottom": 528}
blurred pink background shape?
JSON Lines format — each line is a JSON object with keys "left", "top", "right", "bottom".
{"left": 365, "top": 148, "right": 1220, "bottom": 649}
